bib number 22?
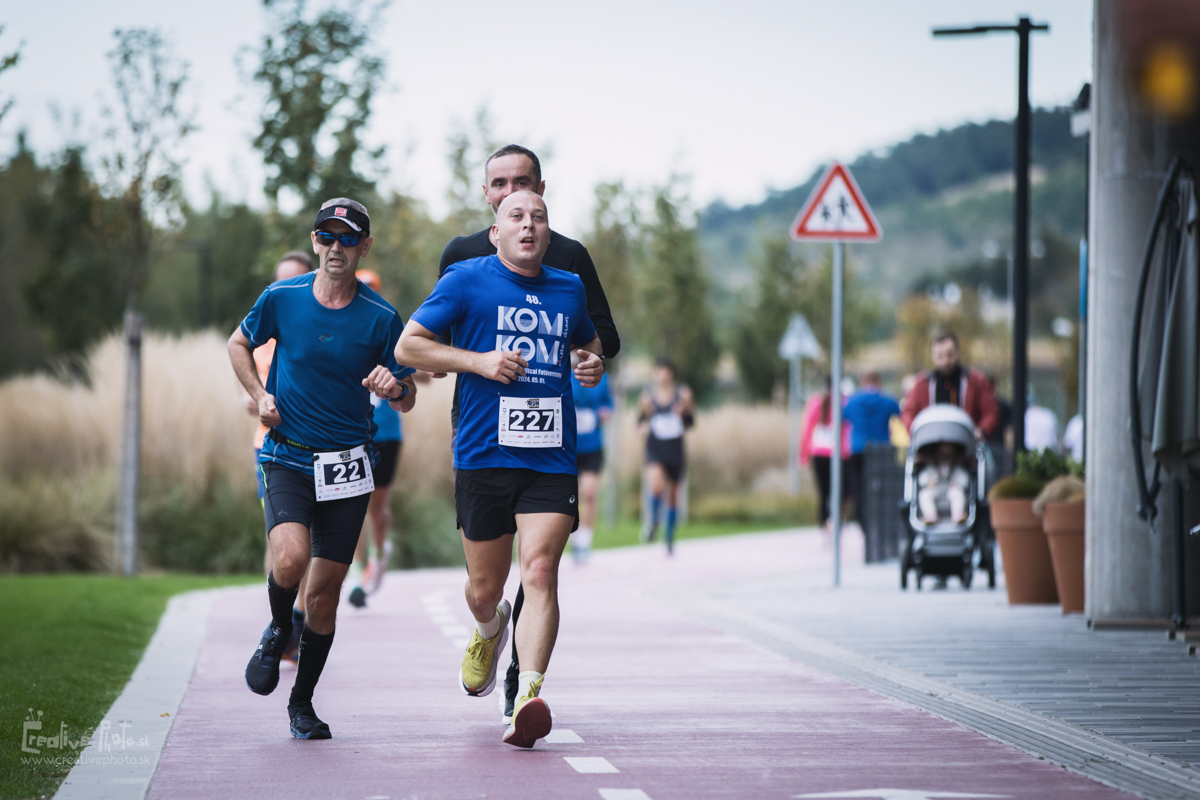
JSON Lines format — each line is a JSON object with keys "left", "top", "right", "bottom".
{"left": 313, "top": 445, "right": 374, "bottom": 502}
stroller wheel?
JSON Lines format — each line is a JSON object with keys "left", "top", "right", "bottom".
{"left": 961, "top": 563, "right": 974, "bottom": 589}
{"left": 915, "top": 570, "right": 923, "bottom": 591}
{"left": 901, "top": 564, "right": 908, "bottom": 590}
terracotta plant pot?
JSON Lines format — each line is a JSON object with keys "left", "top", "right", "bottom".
{"left": 991, "top": 498, "right": 1058, "bottom": 605}
{"left": 1043, "top": 501, "right": 1086, "bottom": 614}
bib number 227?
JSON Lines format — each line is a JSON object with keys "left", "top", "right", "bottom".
{"left": 498, "top": 396, "right": 563, "bottom": 448}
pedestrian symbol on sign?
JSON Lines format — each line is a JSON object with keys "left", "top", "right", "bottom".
{"left": 790, "top": 162, "right": 881, "bottom": 242}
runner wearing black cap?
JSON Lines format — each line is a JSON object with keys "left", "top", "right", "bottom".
{"left": 229, "top": 197, "right": 417, "bottom": 740}
{"left": 438, "top": 144, "right": 621, "bottom": 723}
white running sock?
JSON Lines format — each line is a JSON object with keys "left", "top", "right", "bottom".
{"left": 477, "top": 607, "right": 502, "bottom": 639}
{"left": 574, "top": 526, "right": 594, "bottom": 550}
{"left": 518, "top": 670, "right": 543, "bottom": 699}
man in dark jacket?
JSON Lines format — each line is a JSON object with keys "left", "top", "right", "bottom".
{"left": 901, "top": 332, "right": 999, "bottom": 439}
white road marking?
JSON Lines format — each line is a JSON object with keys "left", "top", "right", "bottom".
{"left": 440, "top": 625, "right": 471, "bottom": 638}
{"left": 451, "top": 638, "right": 469, "bottom": 649}
{"left": 565, "top": 757, "right": 619, "bottom": 774}
{"left": 598, "top": 790, "right": 652, "bottom": 800}
{"left": 795, "top": 792, "right": 1007, "bottom": 800}
{"left": 544, "top": 728, "right": 584, "bottom": 743}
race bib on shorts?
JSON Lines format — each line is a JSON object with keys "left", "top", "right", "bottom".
{"left": 576, "top": 407, "right": 598, "bottom": 435}
{"left": 313, "top": 445, "right": 374, "bottom": 502}
{"left": 650, "top": 412, "right": 684, "bottom": 441}
{"left": 498, "top": 396, "right": 563, "bottom": 448}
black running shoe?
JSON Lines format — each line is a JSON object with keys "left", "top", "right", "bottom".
{"left": 288, "top": 702, "right": 332, "bottom": 739}
{"left": 501, "top": 659, "right": 519, "bottom": 724}
{"left": 348, "top": 586, "right": 367, "bottom": 608}
{"left": 245, "top": 624, "right": 289, "bottom": 696}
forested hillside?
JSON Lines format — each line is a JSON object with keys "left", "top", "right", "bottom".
{"left": 701, "top": 108, "right": 1087, "bottom": 336}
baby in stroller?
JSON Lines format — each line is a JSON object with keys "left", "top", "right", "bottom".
{"left": 916, "top": 442, "right": 972, "bottom": 524}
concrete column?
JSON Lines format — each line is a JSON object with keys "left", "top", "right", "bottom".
{"left": 1085, "top": 0, "right": 1172, "bottom": 620}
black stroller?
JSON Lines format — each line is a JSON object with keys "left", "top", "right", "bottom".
{"left": 899, "top": 405, "right": 995, "bottom": 590}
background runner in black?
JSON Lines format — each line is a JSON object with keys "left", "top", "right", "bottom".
{"left": 435, "top": 144, "right": 621, "bottom": 724}
{"left": 638, "top": 357, "right": 695, "bottom": 554}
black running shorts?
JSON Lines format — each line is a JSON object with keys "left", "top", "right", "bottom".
{"left": 373, "top": 440, "right": 402, "bottom": 488}
{"left": 261, "top": 462, "right": 370, "bottom": 564}
{"left": 577, "top": 449, "right": 604, "bottom": 474}
{"left": 455, "top": 468, "right": 579, "bottom": 542}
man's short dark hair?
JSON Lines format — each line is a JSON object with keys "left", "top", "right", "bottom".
{"left": 278, "top": 251, "right": 313, "bottom": 270}
{"left": 932, "top": 331, "right": 960, "bottom": 350}
{"left": 484, "top": 144, "right": 542, "bottom": 184}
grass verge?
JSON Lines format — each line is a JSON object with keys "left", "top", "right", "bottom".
{"left": 0, "top": 574, "right": 257, "bottom": 800}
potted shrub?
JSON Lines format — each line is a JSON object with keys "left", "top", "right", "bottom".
{"left": 988, "top": 449, "right": 1067, "bottom": 605}
{"left": 1034, "top": 468, "right": 1086, "bottom": 614}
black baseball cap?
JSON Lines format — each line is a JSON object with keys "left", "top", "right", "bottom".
{"left": 313, "top": 203, "right": 370, "bottom": 235}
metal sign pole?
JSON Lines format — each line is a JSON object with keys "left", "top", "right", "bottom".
{"left": 831, "top": 242, "right": 845, "bottom": 588}
{"left": 788, "top": 354, "right": 802, "bottom": 495}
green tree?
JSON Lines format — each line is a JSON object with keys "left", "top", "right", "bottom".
{"left": 251, "top": 0, "right": 386, "bottom": 208}
{"left": 99, "top": 28, "right": 193, "bottom": 310}
{"left": 583, "top": 182, "right": 636, "bottom": 354}
{"left": 734, "top": 236, "right": 806, "bottom": 401}
{"left": 0, "top": 26, "right": 22, "bottom": 128}
{"left": 22, "top": 148, "right": 127, "bottom": 362}
{"left": 638, "top": 184, "right": 718, "bottom": 399}
{"left": 793, "top": 246, "right": 879, "bottom": 370}
{"left": 443, "top": 106, "right": 499, "bottom": 236}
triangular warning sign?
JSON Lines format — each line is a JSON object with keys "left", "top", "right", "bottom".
{"left": 790, "top": 162, "right": 882, "bottom": 242}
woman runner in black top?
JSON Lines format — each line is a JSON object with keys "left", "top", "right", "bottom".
{"left": 638, "top": 357, "right": 694, "bottom": 553}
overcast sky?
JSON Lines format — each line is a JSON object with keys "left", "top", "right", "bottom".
{"left": 2, "top": 1, "right": 1091, "bottom": 238}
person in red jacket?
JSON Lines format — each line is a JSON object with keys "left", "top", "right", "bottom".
{"left": 901, "top": 332, "right": 999, "bottom": 440}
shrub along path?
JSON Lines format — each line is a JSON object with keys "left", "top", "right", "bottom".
{"left": 119, "top": 530, "right": 1138, "bottom": 799}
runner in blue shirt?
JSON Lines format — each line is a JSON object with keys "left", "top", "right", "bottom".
{"left": 571, "top": 371, "right": 613, "bottom": 563}
{"left": 345, "top": 270, "right": 407, "bottom": 609}
{"left": 229, "top": 198, "right": 417, "bottom": 741}
{"left": 398, "top": 190, "right": 604, "bottom": 749}
{"left": 843, "top": 371, "right": 901, "bottom": 530}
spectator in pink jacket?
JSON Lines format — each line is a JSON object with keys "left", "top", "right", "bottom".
{"left": 800, "top": 376, "right": 852, "bottom": 530}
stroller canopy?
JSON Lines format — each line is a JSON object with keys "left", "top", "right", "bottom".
{"left": 910, "top": 404, "right": 976, "bottom": 453}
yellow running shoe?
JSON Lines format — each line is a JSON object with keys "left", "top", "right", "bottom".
{"left": 459, "top": 600, "right": 510, "bottom": 697}
{"left": 503, "top": 675, "right": 551, "bottom": 748}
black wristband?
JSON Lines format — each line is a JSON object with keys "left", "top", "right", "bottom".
{"left": 389, "top": 382, "right": 409, "bottom": 402}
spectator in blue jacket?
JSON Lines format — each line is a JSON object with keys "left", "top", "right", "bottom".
{"left": 843, "top": 371, "right": 901, "bottom": 527}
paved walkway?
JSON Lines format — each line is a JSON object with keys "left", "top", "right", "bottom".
{"left": 123, "top": 528, "right": 1185, "bottom": 800}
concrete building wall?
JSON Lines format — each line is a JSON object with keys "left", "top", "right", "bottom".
{"left": 1086, "top": 0, "right": 1171, "bottom": 620}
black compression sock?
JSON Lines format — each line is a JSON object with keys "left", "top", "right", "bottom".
{"left": 290, "top": 627, "right": 335, "bottom": 705}
{"left": 267, "top": 573, "right": 299, "bottom": 634}
{"left": 509, "top": 584, "right": 525, "bottom": 664}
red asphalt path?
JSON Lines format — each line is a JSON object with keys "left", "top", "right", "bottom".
{"left": 147, "top": 530, "right": 1135, "bottom": 800}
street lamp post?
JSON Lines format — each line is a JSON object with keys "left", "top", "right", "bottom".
{"left": 934, "top": 17, "right": 1048, "bottom": 454}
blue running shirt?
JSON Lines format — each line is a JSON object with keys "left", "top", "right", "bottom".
{"left": 241, "top": 273, "right": 414, "bottom": 476}
{"left": 572, "top": 372, "right": 613, "bottom": 455}
{"left": 371, "top": 393, "right": 403, "bottom": 443}
{"left": 410, "top": 255, "right": 596, "bottom": 474}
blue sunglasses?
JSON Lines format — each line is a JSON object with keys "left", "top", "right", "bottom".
{"left": 313, "top": 230, "right": 363, "bottom": 248}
